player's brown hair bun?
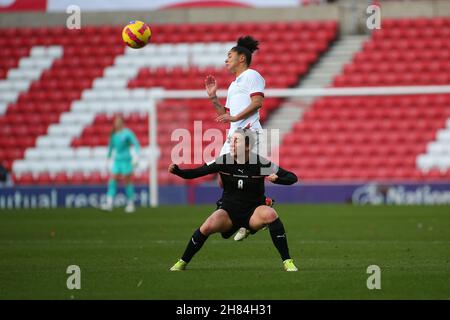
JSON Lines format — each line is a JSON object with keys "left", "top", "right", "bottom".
{"left": 237, "top": 35, "right": 259, "bottom": 54}
{"left": 232, "top": 35, "right": 259, "bottom": 66}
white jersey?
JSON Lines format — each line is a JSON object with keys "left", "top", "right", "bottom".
{"left": 225, "top": 68, "right": 265, "bottom": 135}
{"left": 219, "top": 68, "right": 265, "bottom": 156}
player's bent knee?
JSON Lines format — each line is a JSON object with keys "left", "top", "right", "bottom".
{"left": 263, "top": 207, "right": 278, "bottom": 223}
{"left": 200, "top": 216, "right": 220, "bottom": 234}
{"left": 200, "top": 223, "right": 213, "bottom": 235}
{"left": 200, "top": 218, "right": 222, "bottom": 235}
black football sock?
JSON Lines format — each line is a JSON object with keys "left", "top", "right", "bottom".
{"left": 268, "top": 218, "right": 291, "bottom": 261}
{"left": 181, "top": 228, "right": 208, "bottom": 263}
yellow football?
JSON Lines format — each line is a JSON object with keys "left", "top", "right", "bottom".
{"left": 122, "top": 20, "right": 151, "bottom": 49}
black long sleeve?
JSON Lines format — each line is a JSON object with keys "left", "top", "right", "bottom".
{"left": 273, "top": 166, "right": 298, "bottom": 185}
{"left": 172, "top": 162, "right": 220, "bottom": 179}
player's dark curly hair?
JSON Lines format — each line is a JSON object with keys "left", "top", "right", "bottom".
{"left": 231, "top": 35, "right": 259, "bottom": 66}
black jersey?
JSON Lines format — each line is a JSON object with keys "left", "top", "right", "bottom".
{"left": 172, "top": 153, "right": 297, "bottom": 209}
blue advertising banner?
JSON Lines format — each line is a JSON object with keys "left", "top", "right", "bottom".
{"left": 194, "top": 184, "right": 360, "bottom": 203}
{"left": 193, "top": 182, "right": 450, "bottom": 205}
{"left": 0, "top": 185, "right": 186, "bottom": 209}
{"left": 350, "top": 182, "right": 450, "bottom": 205}
{"left": 194, "top": 183, "right": 450, "bottom": 205}
{"left": 1, "top": 182, "right": 450, "bottom": 209}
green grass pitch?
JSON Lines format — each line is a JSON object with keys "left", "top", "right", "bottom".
{"left": 0, "top": 204, "right": 449, "bottom": 299}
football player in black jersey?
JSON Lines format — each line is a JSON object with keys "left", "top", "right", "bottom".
{"left": 168, "top": 128, "right": 298, "bottom": 272}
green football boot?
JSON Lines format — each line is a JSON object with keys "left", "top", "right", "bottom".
{"left": 170, "top": 259, "right": 187, "bottom": 271}
{"left": 283, "top": 259, "right": 298, "bottom": 272}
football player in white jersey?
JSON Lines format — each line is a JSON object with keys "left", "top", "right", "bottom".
{"left": 205, "top": 35, "right": 270, "bottom": 241}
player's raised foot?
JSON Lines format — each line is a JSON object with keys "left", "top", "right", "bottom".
{"left": 124, "top": 202, "right": 135, "bottom": 213}
{"left": 234, "top": 228, "right": 250, "bottom": 241}
{"left": 170, "top": 259, "right": 187, "bottom": 271}
{"left": 283, "top": 259, "right": 298, "bottom": 272}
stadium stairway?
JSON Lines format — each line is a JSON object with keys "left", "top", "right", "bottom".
{"left": 417, "top": 118, "right": 450, "bottom": 172}
{"left": 298, "top": 35, "right": 368, "bottom": 89}
{"left": 279, "top": 17, "right": 450, "bottom": 182}
{"left": 0, "top": 46, "right": 63, "bottom": 115}
{"left": 263, "top": 35, "right": 368, "bottom": 146}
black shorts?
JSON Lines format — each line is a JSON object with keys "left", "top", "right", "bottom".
{"left": 215, "top": 198, "right": 263, "bottom": 239}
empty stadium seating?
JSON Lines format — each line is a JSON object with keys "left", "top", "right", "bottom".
{"left": 1, "top": 21, "right": 338, "bottom": 185}
{"left": 280, "top": 17, "right": 450, "bottom": 181}
{"left": 5, "top": 17, "right": 447, "bottom": 185}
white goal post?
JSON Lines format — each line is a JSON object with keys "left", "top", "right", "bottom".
{"left": 147, "top": 85, "right": 450, "bottom": 207}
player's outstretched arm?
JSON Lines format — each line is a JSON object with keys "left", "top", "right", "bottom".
{"left": 205, "top": 75, "right": 226, "bottom": 116}
{"left": 169, "top": 162, "right": 220, "bottom": 179}
{"left": 267, "top": 166, "right": 298, "bottom": 185}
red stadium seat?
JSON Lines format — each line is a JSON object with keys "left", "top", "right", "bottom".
{"left": 70, "top": 172, "right": 86, "bottom": 185}
{"left": 14, "top": 173, "right": 34, "bottom": 185}
{"left": 37, "top": 173, "right": 52, "bottom": 185}
{"left": 54, "top": 173, "right": 69, "bottom": 184}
